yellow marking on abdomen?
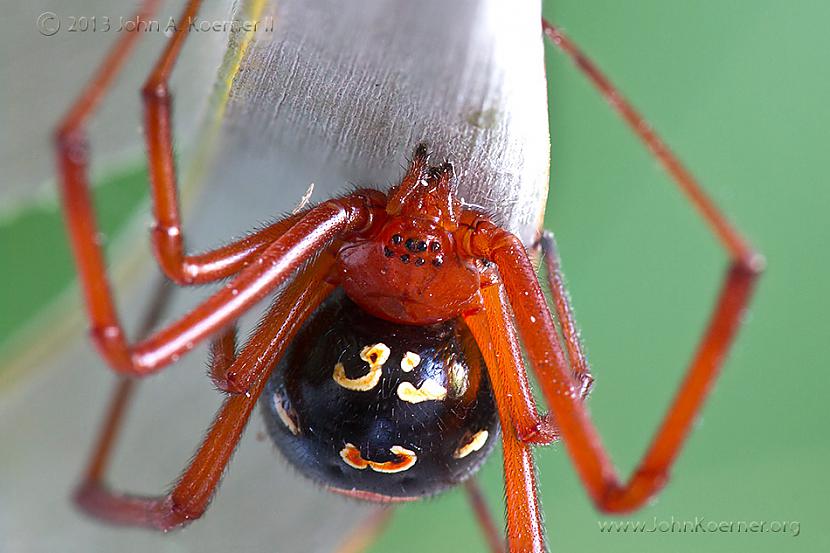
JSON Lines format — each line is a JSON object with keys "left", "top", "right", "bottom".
{"left": 397, "top": 379, "right": 447, "bottom": 403}
{"left": 453, "top": 430, "right": 489, "bottom": 459}
{"left": 339, "top": 443, "right": 417, "bottom": 473}
{"left": 400, "top": 351, "right": 421, "bottom": 372}
{"left": 272, "top": 392, "right": 300, "bottom": 436}
{"left": 447, "top": 362, "right": 469, "bottom": 398}
{"left": 332, "top": 343, "right": 390, "bottom": 391}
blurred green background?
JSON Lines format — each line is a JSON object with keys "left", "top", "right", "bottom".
{"left": 1, "top": 1, "right": 827, "bottom": 552}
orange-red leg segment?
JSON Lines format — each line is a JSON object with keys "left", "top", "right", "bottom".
{"left": 56, "top": 0, "right": 378, "bottom": 380}
{"left": 464, "top": 478, "right": 506, "bottom": 553}
{"left": 537, "top": 231, "right": 594, "bottom": 400}
{"left": 542, "top": 20, "right": 761, "bottom": 268}
{"left": 487, "top": 231, "right": 758, "bottom": 513}
{"left": 141, "top": 0, "right": 312, "bottom": 285}
{"left": 468, "top": 278, "right": 555, "bottom": 445}
{"left": 64, "top": 172, "right": 372, "bottom": 378}
{"left": 55, "top": 0, "right": 295, "bottom": 290}
{"left": 334, "top": 507, "right": 394, "bottom": 553}
{"left": 465, "top": 303, "right": 547, "bottom": 553}
{"left": 458, "top": 20, "right": 764, "bottom": 515}
{"left": 75, "top": 255, "right": 339, "bottom": 530}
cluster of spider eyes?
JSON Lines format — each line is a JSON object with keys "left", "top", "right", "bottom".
{"left": 384, "top": 234, "right": 444, "bottom": 267}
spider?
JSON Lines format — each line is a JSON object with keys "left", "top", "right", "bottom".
{"left": 55, "top": 1, "right": 763, "bottom": 551}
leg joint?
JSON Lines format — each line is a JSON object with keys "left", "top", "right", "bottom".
{"left": 141, "top": 79, "right": 171, "bottom": 103}
{"left": 736, "top": 251, "right": 766, "bottom": 277}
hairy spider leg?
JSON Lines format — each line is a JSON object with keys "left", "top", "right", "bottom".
{"left": 472, "top": 220, "right": 757, "bottom": 514}
{"left": 536, "top": 231, "right": 594, "bottom": 400}
{"left": 542, "top": 21, "right": 760, "bottom": 265}
{"left": 75, "top": 253, "right": 339, "bottom": 530}
{"left": 334, "top": 507, "right": 394, "bottom": 553}
{"left": 464, "top": 291, "right": 546, "bottom": 553}
{"left": 140, "top": 0, "right": 312, "bottom": 285}
{"left": 79, "top": 277, "right": 175, "bottom": 490}
{"left": 55, "top": 0, "right": 381, "bottom": 382}
{"left": 464, "top": 248, "right": 602, "bottom": 551}
{"left": 455, "top": 21, "right": 763, "bottom": 520}
{"left": 464, "top": 478, "right": 507, "bottom": 553}
{"left": 57, "top": 0, "right": 300, "bottom": 289}
{"left": 536, "top": 19, "right": 763, "bottom": 511}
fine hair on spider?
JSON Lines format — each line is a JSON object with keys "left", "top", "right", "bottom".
{"left": 55, "top": 1, "right": 763, "bottom": 551}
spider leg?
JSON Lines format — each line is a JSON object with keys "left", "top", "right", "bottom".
{"left": 464, "top": 478, "right": 506, "bottom": 553}
{"left": 56, "top": 0, "right": 378, "bottom": 381}
{"left": 56, "top": 0, "right": 294, "bottom": 290}
{"left": 332, "top": 479, "right": 504, "bottom": 553}
{"left": 536, "top": 231, "right": 593, "bottom": 400}
{"left": 80, "top": 277, "right": 177, "bottom": 489}
{"left": 75, "top": 254, "right": 339, "bottom": 530}
{"left": 466, "top": 277, "right": 555, "bottom": 445}
{"left": 334, "top": 507, "right": 394, "bottom": 553}
{"left": 465, "top": 294, "right": 546, "bottom": 553}
{"left": 463, "top": 257, "right": 603, "bottom": 551}
{"left": 207, "top": 244, "right": 356, "bottom": 394}
{"left": 209, "top": 322, "right": 238, "bottom": 389}
{"left": 464, "top": 212, "right": 759, "bottom": 514}
{"left": 494, "top": 386, "right": 546, "bottom": 553}
{"left": 542, "top": 21, "right": 761, "bottom": 266}
{"left": 464, "top": 24, "right": 764, "bottom": 514}
{"left": 141, "top": 0, "right": 312, "bottom": 285}
{"left": 470, "top": 20, "right": 763, "bottom": 512}
{"left": 92, "top": 193, "right": 372, "bottom": 379}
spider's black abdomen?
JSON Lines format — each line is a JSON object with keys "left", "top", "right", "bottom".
{"left": 261, "top": 291, "right": 499, "bottom": 502}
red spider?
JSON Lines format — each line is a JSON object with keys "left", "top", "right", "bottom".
{"left": 55, "top": 1, "right": 763, "bottom": 551}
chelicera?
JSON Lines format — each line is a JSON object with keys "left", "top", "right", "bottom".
{"left": 55, "top": 1, "right": 763, "bottom": 551}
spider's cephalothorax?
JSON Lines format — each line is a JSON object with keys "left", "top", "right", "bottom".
{"left": 337, "top": 144, "right": 484, "bottom": 325}
{"left": 262, "top": 290, "right": 499, "bottom": 502}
